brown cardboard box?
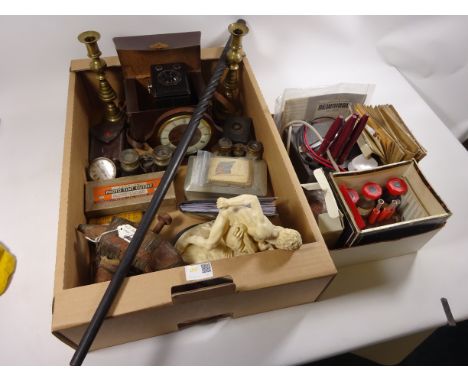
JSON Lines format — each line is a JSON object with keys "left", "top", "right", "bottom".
{"left": 327, "top": 160, "right": 451, "bottom": 267}
{"left": 52, "top": 48, "right": 337, "bottom": 351}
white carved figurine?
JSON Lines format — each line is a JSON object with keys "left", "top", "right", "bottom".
{"left": 175, "top": 194, "right": 302, "bottom": 264}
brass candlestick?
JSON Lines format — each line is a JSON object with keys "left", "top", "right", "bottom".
{"left": 78, "top": 31, "right": 124, "bottom": 123}
{"left": 213, "top": 21, "right": 249, "bottom": 123}
{"left": 222, "top": 21, "right": 249, "bottom": 102}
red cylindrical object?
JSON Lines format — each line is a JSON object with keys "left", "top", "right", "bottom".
{"left": 329, "top": 114, "right": 358, "bottom": 159}
{"left": 339, "top": 184, "right": 366, "bottom": 230}
{"left": 377, "top": 200, "right": 399, "bottom": 222}
{"left": 386, "top": 177, "right": 408, "bottom": 197}
{"left": 385, "top": 200, "right": 400, "bottom": 220}
{"left": 382, "top": 177, "right": 408, "bottom": 204}
{"left": 347, "top": 188, "right": 359, "bottom": 204}
{"left": 368, "top": 199, "right": 384, "bottom": 224}
{"left": 337, "top": 114, "right": 369, "bottom": 164}
{"left": 317, "top": 116, "right": 343, "bottom": 156}
{"left": 361, "top": 182, "right": 383, "bottom": 200}
{"left": 377, "top": 208, "right": 389, "bottom": 222}
{"left": 357, "top": 182, "right": 383, "bottom": 217}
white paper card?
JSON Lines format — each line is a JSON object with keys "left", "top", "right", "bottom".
{"left": 117, "top": 224, "right": 137, "bottom": 243}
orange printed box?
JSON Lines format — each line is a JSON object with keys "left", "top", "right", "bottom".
{"left": 85, "top": 171, "right": 175, "bottom": 218}
{"left": 92, "top": 178, "right": 162, "bottom": 203}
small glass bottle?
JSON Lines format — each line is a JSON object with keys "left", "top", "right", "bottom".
{"left": 357, "top": 182, "right": 382, "bottom": 217}
{"left": 119, "top": 149, "right": 140, "bottom": 176}
{"left": 217, "top": 137, "right": 233, "bottom": 157}
{"left": 246, "top": 140, "right": 263, "bottom": 160}
{"left": 382, "top": 177, "right": 408, "bottom": 204}
{"left": 153, "top": 145, "right": 173, "bottom": 171}
{"left": 139, "top": 154, "right": 157, "bottom": 173}
{"left": 232, "top": 143, "right": 246, "bottom": 157}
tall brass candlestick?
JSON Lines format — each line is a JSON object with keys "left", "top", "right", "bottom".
{"left": 222, "top": 21, "right": 249, "bottom": 102}
{"left": 78, "top": 31, "right": 124, "bottom": 123}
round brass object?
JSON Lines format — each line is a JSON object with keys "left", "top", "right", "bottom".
{"left": 232, "top": 143, "right": 246, "bottom": 157}
{"left": 228, "top": 22, "right": 249, "bottom": 37}
{"left": 246, "top": 141, "right": 263, "bottom": 160}
{"left": 78, "top": 31, "right": 100, "bottom": 44}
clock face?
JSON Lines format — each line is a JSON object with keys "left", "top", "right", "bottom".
{"left": 158, "top": 114, "right": 213, "bottom": 155}
{"left": 89, "top": 157, "right": 116, "bottom": 181}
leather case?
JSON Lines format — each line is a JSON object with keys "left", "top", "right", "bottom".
{"left": 113, "top": 32, "right": 204, "bottom": 143}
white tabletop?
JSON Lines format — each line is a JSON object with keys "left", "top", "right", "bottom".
{"left": 0, "top": 15, "right": 467, "bottom": 365}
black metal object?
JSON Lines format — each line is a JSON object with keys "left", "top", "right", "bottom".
{"left": 70, "top": 20, "right": 245, "bottom": 366}
{"left": 223, "top": 116, "right": 253, "bottom": 144}
{"left": 441, "top": 298, "right": 457, "bottom": 327}
{"left": 149, "top": 63, "right": 193, "bottom": 108}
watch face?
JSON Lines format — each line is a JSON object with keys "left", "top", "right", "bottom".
{"left": 159, "top": 114, "right": 213, "bottom": 155}
{"left": 89, "top": 157, "right": 117, "bottom": 181}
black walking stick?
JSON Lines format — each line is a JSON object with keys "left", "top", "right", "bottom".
{"left": 70, "top": 19, "right": 247, "bottom": 366}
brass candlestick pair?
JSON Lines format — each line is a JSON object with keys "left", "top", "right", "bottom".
{"left": 78, "top": 31, "right": 124, "bottom": 124}
{"left": 79, "top": 23, "right": 248, "bottom": 125}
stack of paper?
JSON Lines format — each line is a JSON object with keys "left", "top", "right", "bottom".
{"left": 275, "top": 83, "right": 374, "bottom": 133}
{"left": 179, "top": 197, "right": 278, "bottom": 217}
{"left": 354, "top": 104, "right": 426, "bottom": 164}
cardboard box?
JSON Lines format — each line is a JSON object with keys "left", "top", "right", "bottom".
{"left": 330, "top": 229, "right": 442, "bottom": 268}
{"left": 327, "top": 160, "right": 451, "bottom": 267}
{"left": 52, "top": 48, "right": 337, "bottom": 351}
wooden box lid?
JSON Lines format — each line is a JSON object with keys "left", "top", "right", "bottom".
{"left": 113, "top": 31, "right": 201, "bottom": 79}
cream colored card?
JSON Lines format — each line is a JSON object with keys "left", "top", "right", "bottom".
{"left": 207, "top": 157, "right": 252, "bottom": 186}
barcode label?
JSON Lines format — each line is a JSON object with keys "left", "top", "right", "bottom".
{"left": 184, "top": 262, "right": 213, "bottom": 281}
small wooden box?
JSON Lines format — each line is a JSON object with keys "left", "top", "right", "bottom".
{"left": 113, "top": 32, "right": 204, "bottom": 142}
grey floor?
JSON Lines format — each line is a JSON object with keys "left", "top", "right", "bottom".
{"left": 303, "top": 319, "right": 468, "bottom": 366}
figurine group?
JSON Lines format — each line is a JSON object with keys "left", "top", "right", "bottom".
{"left": 176, "top": 194, "right": 302, "bottom": 263}
{"left": 82, "top": 194, "right": 302, "bottom": 282}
